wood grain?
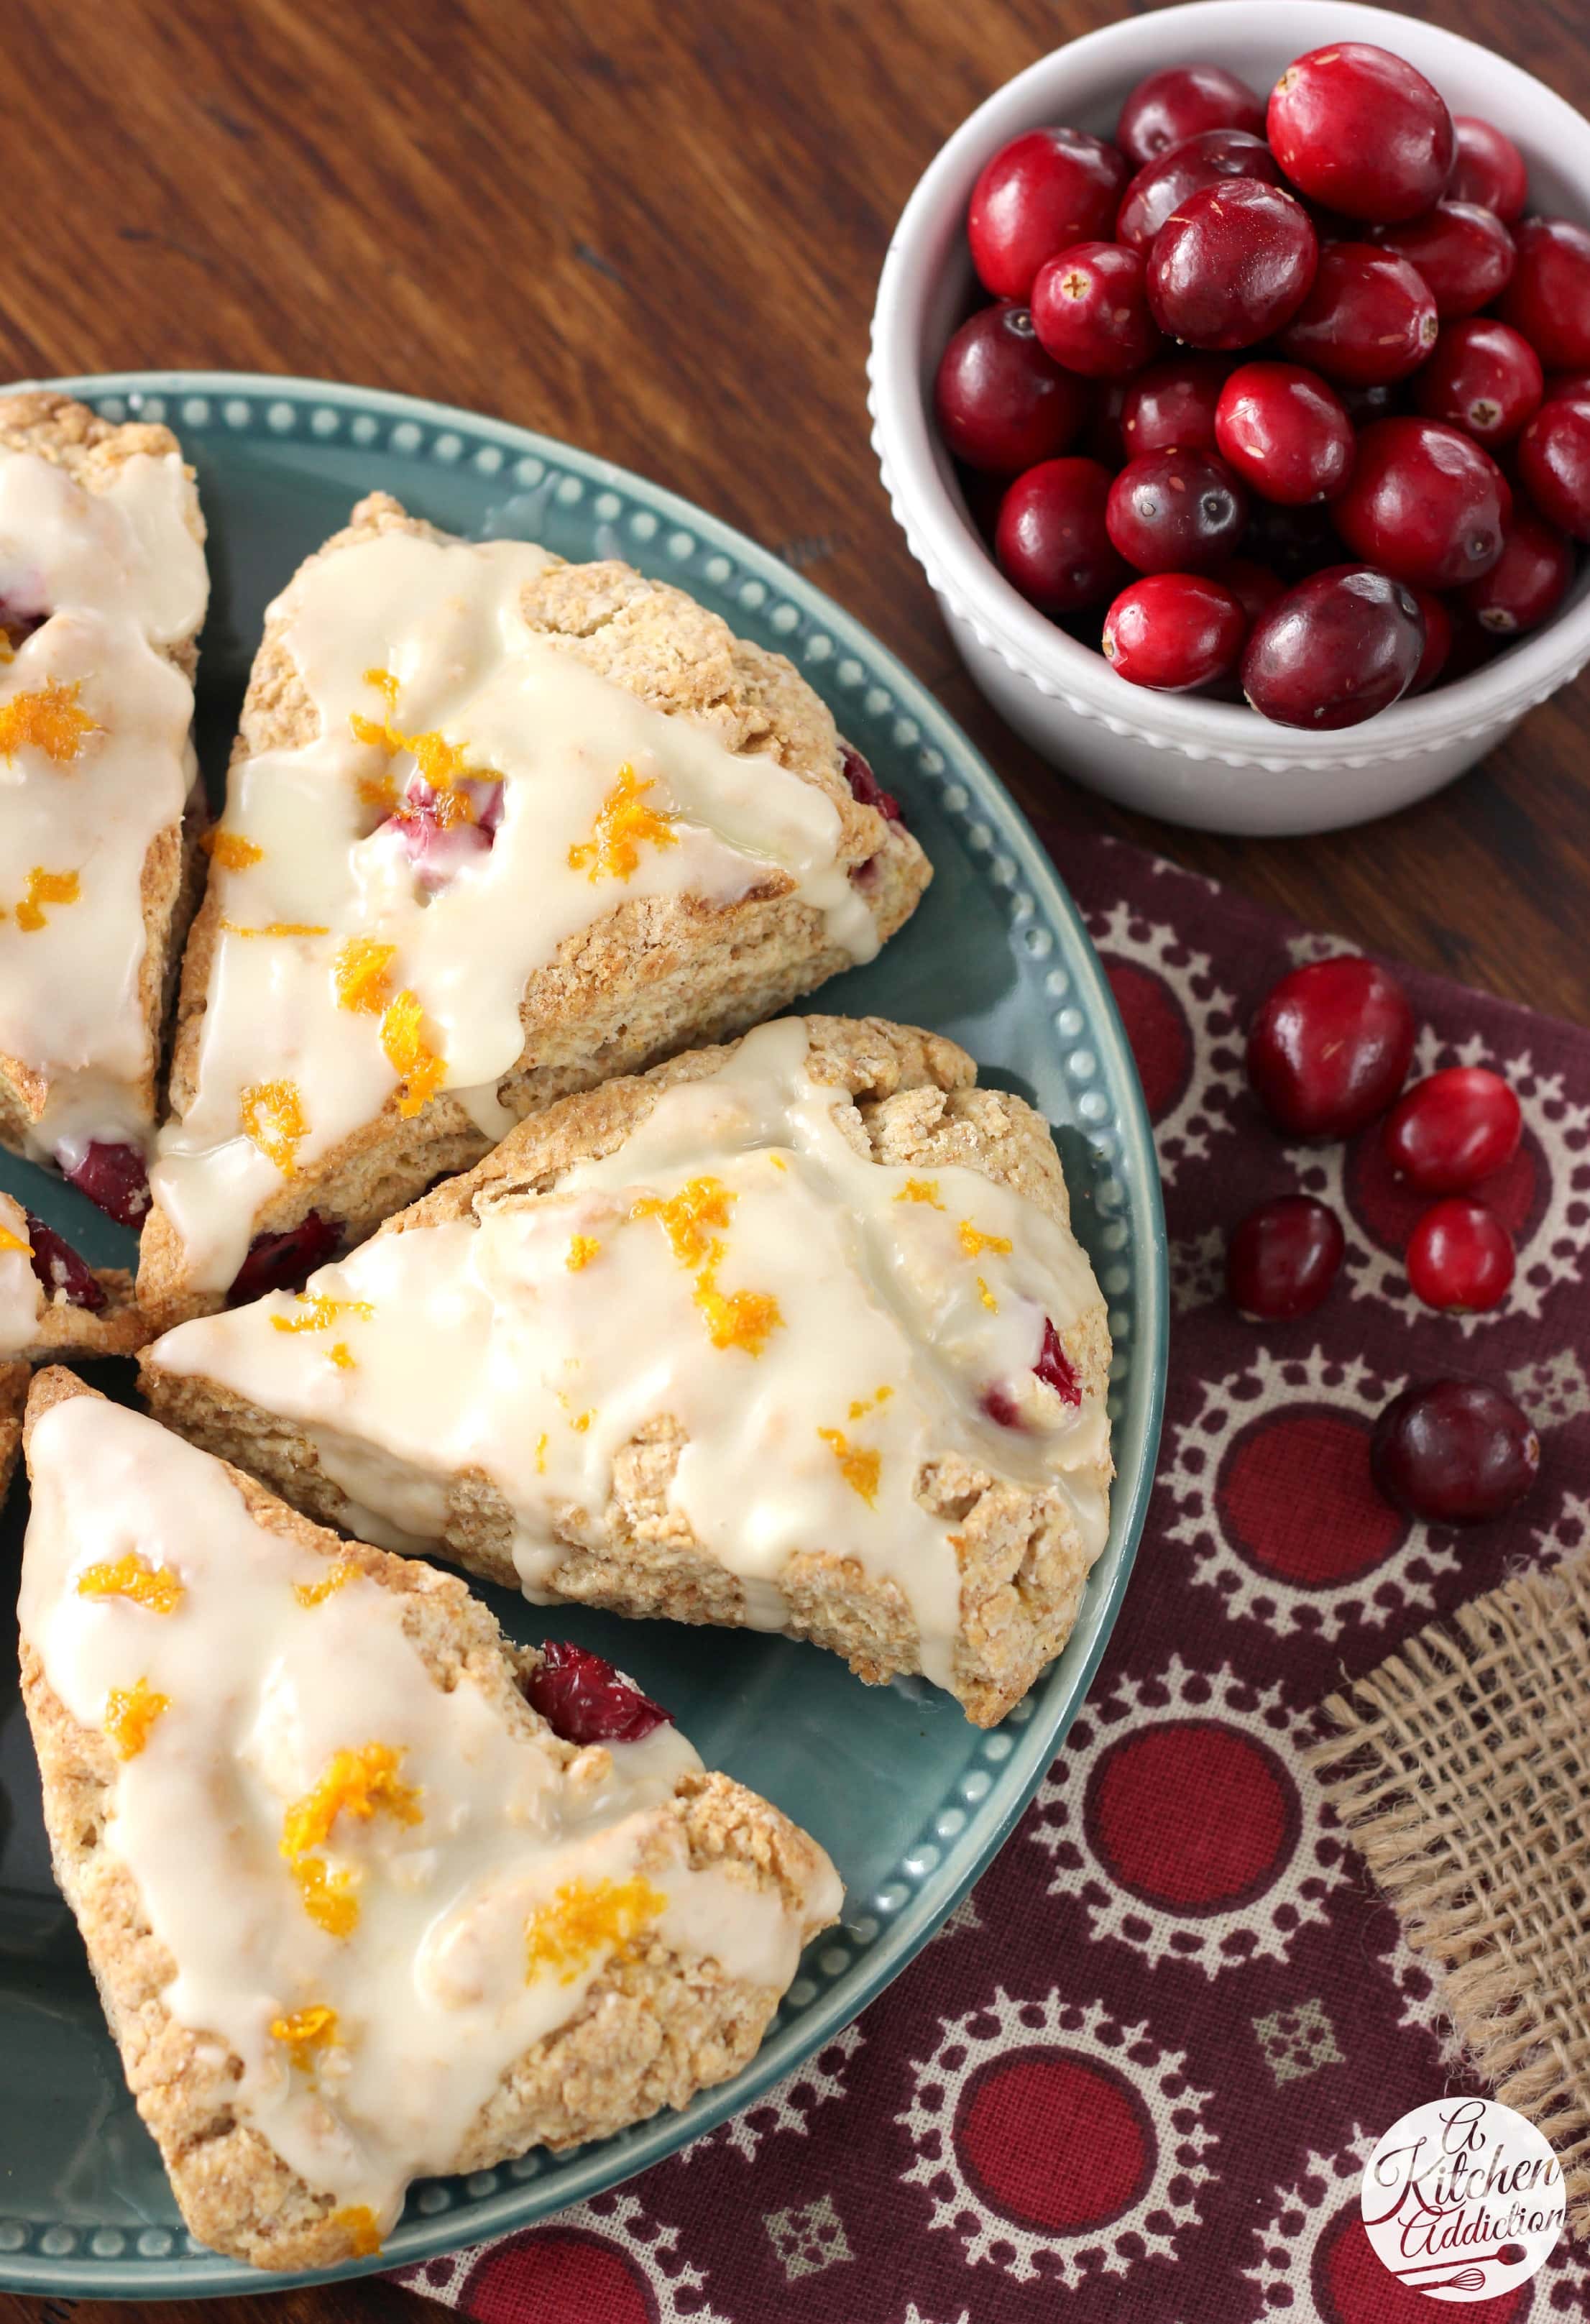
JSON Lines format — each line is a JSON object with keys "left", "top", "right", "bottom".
{"left": 1, "top": 0, "right": 1585, "bottom": 2317}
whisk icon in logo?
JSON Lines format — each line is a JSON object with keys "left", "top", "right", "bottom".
{"left": 1361, "top": 2097, "right": 1565, "bottom": 2302}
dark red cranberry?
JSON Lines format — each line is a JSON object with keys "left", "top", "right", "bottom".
{"left": 1101, "top": 572, "right": 1246, "bottom": 691}
{"left": 1338, "top": 382, "right": 1403, "bottom": 427}
{"left": 1407, "top": 589, "right": 1453, "bottom": 692}
{"left": 1370, "top": 201, "right": 1516, "bottom": 321}
{"left": 1031, "top": 241, "right": 1164, "bottom": 379}
{"left": 1114, "top": 128, "right": 1279, "bottom": 252}
{"left": 1119, "top": 356, "right": 1228, "bottom": 456}
{"left": 840, "top": 743, "right": 903, "bottom": 822}
{"left": 522, "top": 1639, "right": 673, "bottom": 1745}
{"left": 1209, "top": 556, "right": 1285, "bottom": 625}
{"left": 1545, "top": 371, "right": 1590, "bottom": 407}
{"left": 1372, "top": 1379, "right": 1539, "bottom": 1523}
{"left": 1034, "top": 1315, "right": 1081, "bottom": 1405}
{"left": 1226, "top": 1195, "right": 1345, "bottom": 1319}
{"left": 968, "top": 128, "right": 1132, "bottom": 301}
{"left": 1246, "top": 955, "right": 1415, "bottom": 1138}
{"left": 1106, "top": 449, "right": 1246, "bottom": 573}
{"left": 25, "top": 1213, "right": 106, "bottom": 1312}
{"left": 1146, "top": 180, "right": 1318, "bottom": 351}
{"left": 381, "top": 784, "right": 496, "bottom": 891}
{"left": 63, "top": 1140, "right": 150, "bottom": 1227}
{"left": 996, "top": 456, "right": 1130, "bottom": 612}
{"left": 1443, "top": 608, "right": 1503, "bottom": 684}
{"left": 229, "top": 1211, "right": 341, "bottom": 1302}
{"left": 1241, "top": 499, "right": 1338, "bottom": 583}
{"left": 934, "top": 303, "right": 1088, "bottom": 473}
{"left": 1383, "top": 1066, "right": 1523, "bottom": 1195}
{"left": 1277, "top": 244, "right": 1438, "bottom": 387}
{"left": 1116, "top": 63, "right": 1264, "bottom": 170}
{"left": 1083, "top": 379, "right": 1130, "bottom": 467}
{"left": 1448, "top": 116, "right": 1529, "bottom": 224}
{"left": 1499, "top": 217, "right": 1590, "bottom": 372}
{"left": 1406, "top": 1198, "right": 1515, "bottom": 1313}
{"left": 1412, "top": 319, "right": 1543, "bottom": 449}
{"left": 1515, "top": 398, "right": 1590, "bottom": 541}
{"left": 1214, "top": 362, "right": 1354, "bottom": 505}
{"left": 1241, "top": 565, "right": 1424, "bottom": 729}
{"left": 1332, "top": 418, "right": 1509, "bottom": 590}
{"left": 1267, "top": 43, "right": 1454, "bottom": 224}
{"left": 1459, "top": 504, "right": 1573, "bottom": 636}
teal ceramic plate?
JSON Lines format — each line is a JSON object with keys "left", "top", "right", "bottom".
{"left": 0, "top": 373, "right": 1167, "bottom": 2296}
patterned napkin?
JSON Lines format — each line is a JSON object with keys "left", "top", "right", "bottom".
{"left": 395, "top": 833, "right": 1590, "bottom": 2323}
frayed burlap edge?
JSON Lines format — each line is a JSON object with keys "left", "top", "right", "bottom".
{"left": 1308, "top": 1555, "right": 1590, "bottom": 2236}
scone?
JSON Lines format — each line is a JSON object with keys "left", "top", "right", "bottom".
{"left": 0, "top": 392, "right": 209, "bottom": 1227}
{"left": 17, "top": 1370, "right": 840, "bottom": 2272}
{"left": 142, "top": 1013, "right": 1114, "bottom": 1725}
{"left": 0, "top": 1186, "right": 150, "bottom": 1487}
{"left": 139, "top": 492, "right": 929, "bottom": 1323}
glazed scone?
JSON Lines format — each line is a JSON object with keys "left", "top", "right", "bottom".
{"left": 17, "top": 1370, "right": 840, "bottom": 2273}
{"left": 0, "top": 392, "right": 209, "bottom": 1228}
{"left": 0, "top": 1188, "right": 149, "bottom": 1371}
{"left": 143, "top": 1014, "right": 1113, "bottom": 1726}
{"left": 139, "top": 493, "right": 929, "bottom": 1323}
{"left": 0, "top": 1357, "right": 24, "bottom": 1500}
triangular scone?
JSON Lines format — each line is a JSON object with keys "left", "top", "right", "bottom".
{"left": 143, "top": 1013, "right": 1114, "bottom": 1727}
{"left": 18, "top": 1370, "right": 840, "bottom": 2273}
{"left": 0, "top": 393, "right": 209, "bottom": 1228}
{"left": 0, "top": 1188, "right": 149, "bottom": 1372}
{"left": 139, "top": 492, "right": 929, "bottom": 1323}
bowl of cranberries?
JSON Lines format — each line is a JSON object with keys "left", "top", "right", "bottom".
{"left": 869, "top": 1, "right": 1590, "bottom": 832}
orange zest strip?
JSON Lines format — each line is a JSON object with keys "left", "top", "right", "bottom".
{"left": 77, "top": 1553, "right": 184, "bottom": 1615}
{"left": 271, "top": 1292, "right": 373, "bottom": 1336}
{"left": 14, "top": 866, "right": 80, "bottom": 931}
{"left": 201, "top": 828, "right": 264, "bottom": 869}
{"left": 239, "top": 1078, "right": 307, "bottom": 1176}
{"left": 349, "top": 666, "right": 494, "bottom": 821}
{"left": 294, "top": 1561, "right": 357, "bottom": 1609}
{"left": 329, "top": 1341, "right": 354, "bottom": 1369}
{"left": 896, "top": 1178, "right": 944, "bottom": 1209}
{"left": 631, "top": 1176, "right": 735, "bottom": 1269}
{"left": 847, "top": 1385, "right": 893, "bottom": 1420}
{"left": 331, "top": 2208, "right": 383, "bottom": 2258}
{"left": 568, "top": 763, "right": 679, "bottom": 883}
{"left": 0, "top": 679, "right": 98, "bottom": 766}
{"left": 104, "top": 1676, "right": 170, "bottom": 1760}
{"left": 335, "top": 934, "right": 398, "bottom": 1015}
{"left": 692, "top": 1242, "right": 783, "bottom": 1354}
{"left": 281, "top": 1742, "right": 422, "bottom": 1860}
{"left": 524, "top": 1874, "right": 667, "bottom": 1985}
{"left": 817, "top": 1426, "right": 881, "bottom": 1507}
{"left": 566, "top": 1234, "right": 601, "bottom": 1272}
{"left": 379, "top": 988, "right": 446, "bottom": 1117}
{"left": 290, "top": 1855, "right": 359, "bottom": 1938}
{"left": 977, "top": 1277, "right": 998, "bottom": 1312}
{"left": 0, "top": 1224, "right": 32, "bottom": 1257}
{"left": 958, "top": 1220, "right": 1013, "bottom": 1260}
{"left": 270, "top": 2004, "right": 339, "bottom": 2072}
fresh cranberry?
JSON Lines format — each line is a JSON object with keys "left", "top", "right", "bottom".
{"left": 1031, "top": 241, "right": 1163, "bottom": 379}
{"left": 967, "top": 128, "right": 1131, "bottom": 301}
{"left": 1210, "top": 556, "right": 1285, "bottom": 625}
{"left": 1277, "top": 244, "right": 1438, "bottom": 387}
{"left": 1371, "top": 1379, "right": 1539, "bottom": 1523}
{"left": 24, "top": 1213, "right": 106, "bottom": 1312}
{"left": 1383, "top": 1066, "right": 1522, "bottom": 1195}
{"left": 1267, "top": 43, "right": 1454, "bottom": 224}
{"left": 1241, "top": 564, "right": 1424, "bottom": 728}
{"left": 1407, "top": 589, "right": 1453, "bottom": 693}
{"left": 1498, "top": 217, "right": 1590, "bottom": 372}
{"left": 1114, "top": 128, "right": 1279, "bottom": 252}
{"left": 1082, "top": 380, "right": 1129, "bottom": 467}
{"left": 1338, "top": 382, "right": 1404, "bottom": 426}
{"left": 1459, "top": 504, "right": 1573, "bottom": 636}
{"left": 1448, "top": 116, "right": 1529, "bottom": 224}
{"left": 1406, "top": 1198, "right": 1515, "bottom": 1313}
{"left": 1119, "top": 356, "right": 1228, "bottom": 456}
{"left": 377, "top": 781, "right": 497, "bottom": 894}
{"left": 1146, "top": 180, "right": 1318, "bottom": 350}
{"left": 1246, "top": 955, "right": 1415, "bottom": 1138}
{"left": 63, "top": 1140, "right": 150, "bottom": 1227}
{"left": 1332, "top": 418, "right": 1509, "bottom": 590}
{"left": 996, "top": 457, "right": 1130, "bottom": 613}
{"left": 229, "top": 1211, "right": 341, "bottom": 1302}
{"left": 1545, "top": 371, "right": 1590, "bottom": 407}
{"left": 934, "top": 303, "right": 1088, "bottom": 473}
{"left": 1101, "top": 572, "right": 1246, "bottom": 691}
{"left": 1226, "top": 1195, "right": 1345, "bottom": 1320}
{"left": 840, "top": 743, "right": 902, "bottom": 822}
{"left": 1213, "top": 362, "right": 1354, "bottom": 505}
{"left": 1515, "top": 398, "right": 1590, "bottom": 540}
{"left": 1412, "top": 319, "right": 1543, "bottom": 449}
{"left": 1034, "top": 1315, "right": 1081, "bottom": 1405}
{"left": 1241, "top": 499, "right": 1338, "bottom": 582}
{"left": 521, "top": 1638, "right": 673, "bottom": 1745}
{"left": 1106, "top": 449, "right": 1246, "bottom": 572}
{"left": 1443, "top": 609, "right": 1503, "bottom": 684}
{"left": 1115, "top": 63, "right": 1264, "bottom": 170}
{"left": 1369, "top": 201, "right": 1516, "bottom": 321}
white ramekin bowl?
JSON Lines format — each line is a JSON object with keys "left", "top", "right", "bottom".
{"left": 869, "top": 0, "right": 1590, "bottom": 836}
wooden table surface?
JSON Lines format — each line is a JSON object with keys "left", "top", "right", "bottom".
{"left": 2, "top": 0, "right": 1586, "bottom": 2317}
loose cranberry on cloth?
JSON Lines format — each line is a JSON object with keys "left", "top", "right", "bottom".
{"left": 395, "top": 832, "right": 1590, "bottom": 2320}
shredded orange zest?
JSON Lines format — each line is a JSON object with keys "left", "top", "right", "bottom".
{"left": 201, "top": 827, "right": 264, "bottom": 870}
{"left": 847, "top": 1385, "right": 893, "bottom": 1420}
{"left": 294, "top": 1561, "right": 357, "bottom": 1609}
{"left": 335, "top": 934, "right": 398, "bottom": 1016}
{"left": 331, "top": 2207, "right": 383, "bottom": 2258}
{"left": 977, "top": 1276, "right": 998, "bottom": 1312}
{"left": 103, "top": 1677, "right": 170, "bottom": 1760}
{"left": 768, "top": 1153, "right": 788, "bottom": 1172}
{"left": 329, "top": 1341, "right": 354, "bottom": 1369}
{"left": 896, "top": 1178, "right": 943, "bottom": 1209}
{"left": 958, "top": 1220, "right": 1013, "bottom": 1260}
{"left": 270, "top": 2004, "right": 339, "bottom": 2071}
{"left": 14, "top": 865, "right": 80, "bottom": 932}
{"left": 271, "top": 1292, "right": 373, "bottom": 1335}
{"left": 568, "top": 763, "right": 679, "bottom": 883}
{"left": 0, "top": 678, "right": 97, "bottom": 766}
{"left": 0, "top": 1224, "right": 31, "bottom": 1256}
{"left": 525, "top": 1873, "right": 667, "bottom": 1983}
{"left": 632, "top": 1175, "right": 780, "bottom": 1352}
{"left": 219, "top": 918, "right": 331, "bottom": 940}
{"left": 817, "top": 1426, "right": 881, "bottom": 1506}
{"left": 290, "top": 1855, "right": 360, "bottom": 1938}
{"left": 566, "top": 1233, "right": 601, "bottom": 1272}
{"left": 535, "top": 1430, "right": 548, "bottom": 1475}
{"left": 693, "top": 1244, "right": 783, "bottom": 1355}
{"left": 77, "top": 1553, "right": 184, "bottom": 1615}
{"left": 380, "top": 988, "right": 446, "bottom": 1116}
{"left": 349, "top": 666, "right": 492, "bottom": 824}
{"left": 631, "top": 1175, "right": 735, "bottom": 1269}
{"left": 571, "top": 1408, "right": 593, "bottom": 1433}
{"left": 240, "top": 1078, "right": 307, "bottom": 1176}
{"left": 281, "top": 1742, "right": 423, "bottom": 1860}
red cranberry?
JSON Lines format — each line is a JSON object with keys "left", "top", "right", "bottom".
{"left": 521, "top": 1638, "right": 673, "bottom": 1745}
{"left": 1146, "top": 180, "right": 1318, "bottom": 350}
{"left": 1031, "top": 241, "right": 1163, "bottom": 380}
{"left": 380, "top": 784, "right": 495, "bottom": 892}
{"left": 25, "top": 1213, "right": 106, "bottom": 1312}
{"left": 1114, "top": 128, "right": 1279, "bottom": 252}
{"left": 1083, "top": 379, "right": 1130, "bottom": 467}
{"left": 1106, "top": 449, "right": 1246, "bottom": 572}
{"left": 1459, "top": 504, "right": 1573, "bottom": 636}
{"left": 1545, "top": 371, "right": 1590, "bottom": 406}
{"left": 230, "top": 1211, "right": 341, "bottom": 1302}
{"left": 1383, "top": 1066, "right": 1522, "bottom": 1195}
{"left": 1498, "top": 217, "right": 1590, "bottom": 372}
{"left": 1241, "top": 499, "right": 1338, "bottom": 583}
{"left": 1412, "top": 319, "right": 1543, "bottom": 448}
{"left": 63, "top": 1139, "right": 150, "bottom": 1227}
{"left": 1277, "top": 244, "right": 1438, "bottom": 387}
{"left": 1448, "top": 116, "right": 1529, "bottom": 224}
{"left": 840, "top": 743, "right": 902, "bottom": 822}
{"left": 1246, "top": 955, "right": 1415, "bottom": 1137}
{"left": 1267, "top": 43, "right": 1454, "bottom": 224}
{"left": 1369, "top": 201, "right": 1516, "bottom": 321}
{"left": 1371, "top": 1379, "right": 1539, "bottom": 1523}
{"left": 1115, "top": 64, "right": 1264, "bottom": 170}
{"left": 1338, "top": 382, "right": 1403, "bottom": 427}
{"left": 968, "top": 128, "right": 1131, "bottom": 301}
{"left": 1443, "top": 608, "right": 1503, "bottom": 684}
{"left": 1209, "top": 556, "right": 1285, "bottom": 625}
{"left": 1407, "top": 589, "right": 1454, "bottom": 692}
{"left": 1515, "top": 398, "right": 1590, "bottom": 540}
{"left": 1119, "top": 356, "right": 1228, "bottom": 456}
{"left": 1406, "top": 1198, "right": 1515, "bottom": 1313}
{"left": 1226, "top": 1195, "right": 1345, "bottom": 1319}
{"left": 1101, "top": 571, "right": 1246, "bottom": 691}
{"left": 1214, "top": 361, "right": 1354, "bottom": 505}
{"left": 1241, "top": 564, "right": 1424, "bottom": 728}
{"left": 934, "top": 304, "right": 1088, "bottom": 473}
{"left": 1034, "top": 1316, "right": 1081, "bottom": 1406}
{"left": 996, "top": 456, "right": 1129, "bottom": 612}
{"left": 1332, "top": 418, "right": 1509, "bottom": 589}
